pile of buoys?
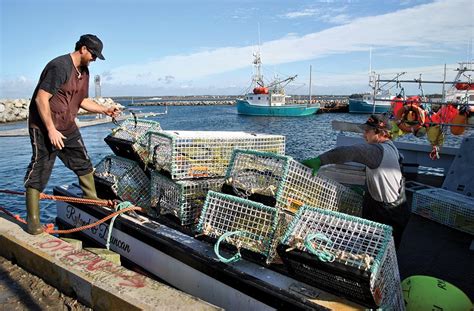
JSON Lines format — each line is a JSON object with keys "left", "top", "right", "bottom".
{"left": 394, "top": 96, "right": 427, "bottom": 136}
{"left": 401, "top": 275, "right": 472, "bottom": 311}
{"left": 390, "top": 95, "right": 472, "bottom": 158}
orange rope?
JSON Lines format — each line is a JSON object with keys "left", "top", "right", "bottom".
{"left": 0, "top": 189, "right": 144, "bottom": 235}
{"left": 44, "top": 206, "right": 143, "bottom": 234}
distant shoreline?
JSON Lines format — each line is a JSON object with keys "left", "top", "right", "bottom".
{"left": 129, "top": 100, "right": 234, "bottom": 106}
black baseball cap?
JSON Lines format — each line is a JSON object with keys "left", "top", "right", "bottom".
{"left": 359, "top": 114, "right": 392, "bottom": 131}
{"left": 77, "top": 34, "right": 105, "bottom": 60}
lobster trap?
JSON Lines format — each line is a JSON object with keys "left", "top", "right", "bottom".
{"left": 412, "top": 188, "right": 474, "bottom": 235}
{"left": 277, "top": 205, "right": 404, "bottom": 310}
{"left": 150, "top": 171, "right": 225, "bottom": 227}
{"left": 104, "top": 118, "right": 161, "bottom": 163}
{"left": 132, "top": 131, "right": 285, "bottom": 180}
{"left": 196, "top": 191, "right": 283, "bottom": 264}
{"left": 222, "top": 149, "right": 363, "bottom": 216}
{"left": 93, "top": 155, "right": 152, "bottom": 214}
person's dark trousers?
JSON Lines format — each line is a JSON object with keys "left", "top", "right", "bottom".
{"left": 362, "top": 192, "right": 411, "bottom": 250}
{"left": 24, "top": 127, "right": 94, "bottom": 233}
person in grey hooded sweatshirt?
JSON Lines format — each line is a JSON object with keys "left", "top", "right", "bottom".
{"left": 302, "top": 114, "right": 410, "bottom": 249}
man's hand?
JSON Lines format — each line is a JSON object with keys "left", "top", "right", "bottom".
{"left": 48, "top": 128, "right": 66, "bottom": 150}
{"left": 103, "top": 106, "right": 121, "bottom": 118}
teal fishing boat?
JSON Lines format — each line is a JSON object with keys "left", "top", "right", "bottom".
{"left": 236, "top": 52, "right": 319, "bottom": 117}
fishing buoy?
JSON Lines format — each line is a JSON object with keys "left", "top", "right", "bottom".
{"left": 451, "top": 113, "right": 467, "bottom": 135}
{"left": 427, "top": 125, "right": 444, "bottom": 146}
{"left": 401, "top": 275, "right": 472, "bottom": 311}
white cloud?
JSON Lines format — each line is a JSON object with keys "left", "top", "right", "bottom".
{"left": 104, "top": 0, "right": 472, "bottom": 91}
{"left": 283, "top": 8, "right": 319, "bottom": 19}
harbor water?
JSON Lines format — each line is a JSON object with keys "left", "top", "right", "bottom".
{"left": 0, "top": 104, "right": 471, "bottom": 223}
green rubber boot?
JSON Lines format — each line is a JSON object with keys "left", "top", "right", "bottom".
{"left": 25, "top": 188, "right": 43, "bottom": 235}
{"left": 78, "top": 172, "right": 99, "bottom": 200}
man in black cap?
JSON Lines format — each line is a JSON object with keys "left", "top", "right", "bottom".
{"left": 301, "top": 114, "right": 410, "bottom": 249}
{"left": 24, "top": 34, "right": 120, "bottom": 234}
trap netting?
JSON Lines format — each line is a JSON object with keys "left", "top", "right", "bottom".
{"left": 278, "top": 205, "right": 404, "bottom": 310}
{"left": 94, "top": 155, "right": 152, "bottom": 214}
{"left": 223, "top": 149, "right": 362, "bottom": 216}
{"left": 104, "top": 118, "right": 161, "bottom": 162}
{"left": 150, "top": 171, "right": 225, "bottom": 226}
{"left": 133, "top": 131, "right": 285, "bottom": 180}
{"left": 412, "top": 188, "right": 474, "bottom": 235}
{"left": 196, "top": 191, "right": 283, "bottom": 264}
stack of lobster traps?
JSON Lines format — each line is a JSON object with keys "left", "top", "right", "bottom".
{"left": 94, "top": 118, "right": 161, "bottom": 215}
{"left": 196, "top": 149, "right": 364, "bottom": 263}
{"left": 93, "top": 117, "right": 405, "bottom": 309}
{"left": 141, "top": 131, "right": 285, "bottom": 228}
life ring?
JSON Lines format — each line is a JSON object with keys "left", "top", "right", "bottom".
{"left": 396, "top": 96, "right": 426, "bottom": 134}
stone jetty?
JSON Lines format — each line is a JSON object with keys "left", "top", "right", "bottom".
{"left": 0, "top": 98, "right": 121, "bottom": 123}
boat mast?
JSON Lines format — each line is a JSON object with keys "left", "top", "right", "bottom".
{"left": 253, "top": 23, "right": 264, "bottom": 88}
{"left": 309, "top": 65, "right": 312, "bottom": 106}
{"left": 442, "top": 64, "right": 447, "bottom": 102}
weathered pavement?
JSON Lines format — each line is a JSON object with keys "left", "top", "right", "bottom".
{"left": 0, "top": 256, "right": 91, "bottom": 310}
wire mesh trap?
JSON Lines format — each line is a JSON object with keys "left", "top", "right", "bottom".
{"left": 277, "top": 205, "right": 404, "bottom": 310}
{"left": 412, "top": 188, "right": 474, "bottom": 235}
{"left": 222, "top": 149, "right": 363, "bottom": 216}
{"left": 196, "top": 191, "right": 284, "bottom": 264}
{"left": 133, "top": 131, "right": 285, "bottom": 180}
{"left": 104, "top": 118, "right": 161, "bottom": 163}
{"left": 94, "top": 155, "right": 152, "bottom": 215}
{"left": 151, "top": 171, "right": 225, "bottom": 227}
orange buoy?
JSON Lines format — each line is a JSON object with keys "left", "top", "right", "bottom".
{"left": 253, "top": 87, "right": 269, "bottom": 94}
{"left": 455, "top": 82, "right": 474, "bottom": 90}
{"left": 451, "top": 113, "right": 468, "bottom": 135}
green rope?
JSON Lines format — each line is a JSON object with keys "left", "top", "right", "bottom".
{"left": 304, "top": 233, "right": 336, "bottom": 263}
{"left": 214, "top": 230, "right": 263, "bottom": 263}
{"left": 106, "top": 201, "right": 133, "bottom": 250}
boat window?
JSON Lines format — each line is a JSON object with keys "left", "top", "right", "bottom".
{"left": 258, "top": 97, "right": 261, "bottom": 100}
{"left": 470, "top": 95, "right": 474, "bottom": 101}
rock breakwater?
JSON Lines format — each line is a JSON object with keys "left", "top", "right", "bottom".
{"left": 0, "top": 98, "right": 120, "bottom": 123}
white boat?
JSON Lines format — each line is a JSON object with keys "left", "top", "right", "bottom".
{"left": 236, "top": 52, "right": 320, "bottom": 117}
{"left": 348, "top": 72, "right": 405, "bottom": 114}
{"left": 445, "top": 61, "right": 474, "bottom": 107}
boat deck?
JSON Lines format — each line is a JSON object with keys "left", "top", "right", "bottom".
{"left": 398, "top": 212, "right": 473, "bottom": 298}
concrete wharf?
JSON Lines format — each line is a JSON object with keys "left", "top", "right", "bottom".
{"left": 0, "top": 213, "right": 219, "bottom": 310}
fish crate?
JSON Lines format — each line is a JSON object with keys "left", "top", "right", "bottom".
{"left": 150, "top": 171, "right": 225, "bottom": 227}
{"left": 196, "top": 191, "right": 284, "bottom": 264}
{"left": 277, "top": 205, "right": 404, "bottom": 310}
{"left": 133, "top": 130, "right": 285, "bottom": 180}
{"left": 93, "top": 155, "right": 152, "bottom": 215}
{"left": 104, "top": 118, "right": 161, "bottom": 164}
{"left": 222, "top": 149, "right": 363, "bottom": 216}
{"left": 412, "top": 188, "right": 474, "bottom": 235}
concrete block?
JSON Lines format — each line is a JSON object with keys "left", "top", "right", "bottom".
{"left": 0, "top": 213, "right": 220, "bottom": 310}
{"left": 60, "top": 238, "right": 82, "bottom": 251}
{"left": 85, "top": 247, "right": 121, "bottom": 266}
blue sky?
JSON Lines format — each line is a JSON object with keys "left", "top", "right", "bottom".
{"left": 1, "top": 0, "right": 473, "bottom": 97}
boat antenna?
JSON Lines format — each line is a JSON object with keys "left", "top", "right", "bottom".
{"left": 309, "top": 65, "right": 312, "bottom": 106}
{"left": 369, "top": 47, "right": 372, "bottom": 75}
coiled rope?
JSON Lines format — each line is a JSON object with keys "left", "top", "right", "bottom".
{"left": 0, "top": 189, "right": 144, "bottom": 235}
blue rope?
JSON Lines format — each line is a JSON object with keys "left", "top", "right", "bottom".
{"left": 304, "top": 233, "right": 335, "bottom": 263}
{"left": 106, "top": 201, "right": 133, "bottom": 250}
{"left": 214, "top": 231, "right": 243, "bottom": 263}
{"left": 214, "top": 230, "right": 264, "bottom": 263}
